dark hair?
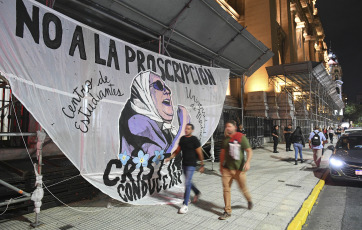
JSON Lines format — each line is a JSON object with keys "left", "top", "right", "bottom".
{"left": 288, "top": 124, "right": 292, "bottom": 126}
{"left": 225, "top": 120, "right": 237, "bottom": 127}
{"left": 314, "top": 126, "right": 319, "bottom": 130}
{"left": 186, "top": 123, "right": 194, "bottom": 130}
{"left": 293, "top": 126, "right": 303, "bottom": 136}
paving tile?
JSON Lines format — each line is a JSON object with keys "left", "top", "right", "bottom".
{"left": 162, "top": 220, "right": 197, "bottom": 230}
{"left": 229, "top": 216, "right": 261, "bottom": 229}
{"left": 199, "top": 218, "right": 230, "bottom": 230}
{"left": 256, "top": 222, "right": 285, "bottom": 230}
{"left": 241, "top": 211, "right": 269, "bottom": 221}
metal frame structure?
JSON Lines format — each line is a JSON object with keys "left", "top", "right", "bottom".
{"left": 36, "top": 0, "right": 273, "bottom": 78}
{"left": 0, "top": 131, "right": 46, "bottom": 227}
{"left": 266, "top": 61, "right": 344, "bottom": 128}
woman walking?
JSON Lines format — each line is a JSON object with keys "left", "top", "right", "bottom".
{"left": 328, "top": 127, "right": 335, "bottom": 144}
{"left": 272, "top": 125, "right": 279, "bottom": 153}
{"left": 323, "top": 127, "right": 328, "bottom": 140}
{"left": 165, "top": 123, "right": 204, "bottom": 214}
{"left": 290, "top": 126, "right": 305, "bottom": 165}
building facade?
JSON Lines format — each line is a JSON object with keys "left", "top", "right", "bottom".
{"left": 218, "top": 0, "right": 342, "bottom": 126}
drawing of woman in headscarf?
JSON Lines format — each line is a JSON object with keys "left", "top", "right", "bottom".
{"left": 118, "top": 70, "right": 190, "bottom": 159}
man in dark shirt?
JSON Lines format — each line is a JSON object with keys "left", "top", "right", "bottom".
{"left": 335, "top": 126, "right": 342, "bottom": 139}
{"left": 272, "top": 125, "right": 279, "bottom": 153}
{"left": 165, "top": 124, "right": 204, "bottom": 214}
{"left": 284, "top": 124, "right": 293, "bottom": 151}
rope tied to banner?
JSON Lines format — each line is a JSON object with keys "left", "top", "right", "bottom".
{"left": 8, "top": 98, "right": 119, "bottom": 214}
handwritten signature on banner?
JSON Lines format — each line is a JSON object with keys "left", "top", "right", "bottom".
{"left": 61, "top": 71, "right": 124, "bottom": 133}
{"left": 185, "top": 87, "right": 207, "bottom": 140}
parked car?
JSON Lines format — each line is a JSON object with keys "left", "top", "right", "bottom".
{"left": 328, "top": 131, "right": 362, "bottom": 182}
{"left": 344, "top": 127, "right": 362, "bottom": 134}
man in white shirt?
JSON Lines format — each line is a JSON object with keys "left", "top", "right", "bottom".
{"left": 308, "top": 126, "right": 327, "bottom": 167}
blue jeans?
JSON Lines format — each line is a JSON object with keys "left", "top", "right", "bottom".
{"left": 182, "top": 166, "right": 200, "bottom": 205}
{"left": 293, "top": 143, "right": 303, "bottom": 160}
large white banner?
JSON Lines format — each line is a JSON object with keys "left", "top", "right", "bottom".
{"left": 0, "top": 0, "right": 229, "bottom": 204}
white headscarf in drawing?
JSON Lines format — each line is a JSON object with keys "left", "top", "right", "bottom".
{"left": 130, "top": 71, "right": 177, "bottom": 135}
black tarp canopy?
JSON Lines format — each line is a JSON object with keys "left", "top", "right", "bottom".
{"left": 37, "top": 0, "right": 273, "bottom": 77}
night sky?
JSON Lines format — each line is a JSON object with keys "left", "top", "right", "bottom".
{"left": 317, "top": 0, "right": 362, "bottom": 102}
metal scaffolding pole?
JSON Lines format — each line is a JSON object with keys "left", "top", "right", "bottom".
{"left": 0, "top": 132, "right": 36, "bottom": 137}
{"left": 0, "top": 197, "right": 31, "bottom": 207}
{"left": 0, "top": 179, "right": 31, "bottom": 199}
{"left": 309, "top": 72, "right": 313, "bottom": 128}
{"left": 30, "top": 129, "right": 46, "bottom": 228}
{"left": 0, "top": 130, "right": 46, "bottom": 226}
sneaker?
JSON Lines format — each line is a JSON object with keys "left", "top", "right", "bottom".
{"left": 193, "top": 193, "right": 201, "bottom": 203}
{"left": 218, "top": 212, "right": 231, "bottom": 220}
{"left": 248, "top": 201, "right": 253, "bottom": 210}
{"left": 178, "top": 204, "right": 188, "bottom": 214}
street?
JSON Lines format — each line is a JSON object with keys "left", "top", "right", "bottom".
{"left": 303, "top": 168, "right": 362, "bottom": 230}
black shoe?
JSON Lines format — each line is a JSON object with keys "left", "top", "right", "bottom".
{"left": 300, "top": 159, "right": 304, "bottom": 163}
{"left": 248, "top": 201, "right": 253, "bottom": 210}
{"left": 273, "top": 151, "right": 279, "bottom": 153}
{"left": 295, "top": 160, "right": 298, "bottom": 165}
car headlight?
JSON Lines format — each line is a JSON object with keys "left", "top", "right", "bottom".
{"left": 330, "top": 158, "right": 344, "bottom": 167}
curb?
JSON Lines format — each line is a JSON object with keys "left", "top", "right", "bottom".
{"left": 287, "top": 169, "right": 329, "bottom": 230}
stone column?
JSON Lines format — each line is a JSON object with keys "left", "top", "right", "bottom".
{"left": 290, "top": 3, "right": 298, "bottom": 62}
{"left": 295, "top": 16, "right": 306, "bottom": 62}
{"left": 315, "top": 40, "right": 323, "bottom": 62}
{"left": 277, "top": 92, "right": 295, "bottom": 119}
{"left": 295, "top": 100, "right": 309, "bottom": 119}
{"left": 304, "top": 35, "right": 316, "bottom": 61}
{"left": 267, "top": 92, "right": 280, "bottom": 119}
{"left": 245, "top": 91, "right": 269, "bottom": 117}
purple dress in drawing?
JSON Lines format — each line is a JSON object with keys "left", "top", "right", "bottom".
{"left": 119, "top": 71, "right": 189, "bottom": 158}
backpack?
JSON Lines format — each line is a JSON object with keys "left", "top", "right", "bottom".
{"left": 311, "top": 131, "right": 321, "bottom": 146}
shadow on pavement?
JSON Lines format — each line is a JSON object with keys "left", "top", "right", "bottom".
{"left": 0, "top": 216, "right": 32, "bottom": 224}
{"left": 192, "top": 199, "right": 224, "bottom": 216}
{"left": 270, "top": 155, "right": 302, "bottom": 165}
{"left": 152, "top": 190, "right": 184, "bottom": 210}
{"left": 231, "top": 204, "right": 247, "bottom": 210}
{"left": 203, "top": 169, "right": 221, "bottom": 177}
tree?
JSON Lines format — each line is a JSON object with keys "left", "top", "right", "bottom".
{"left": 344, "top": 103, "right": 362, "bottom": 125}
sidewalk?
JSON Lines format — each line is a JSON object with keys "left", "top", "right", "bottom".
{"left": 0, "top": 141, "right": 332, "bottom": 230}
